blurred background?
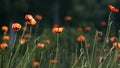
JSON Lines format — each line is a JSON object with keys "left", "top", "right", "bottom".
{"left": 0, "top": 0, "right": 120, "bottom": 32}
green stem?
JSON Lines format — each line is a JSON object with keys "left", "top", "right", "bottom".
{"left": 100, "top": 12, "right": 112, "bottom": 56}
{"left": 91, "top": 30, "right": 98, "bottom": 64}
{"left": 8, "top": 32, "right": 18, "bottom": 68}
{"left": 53, "top": 33, "right": 59, "bottom": 68}
{"left": 38, "top": 51, "right": 44, "bottom": 68}
{"left": 23, "top": 46, "right": 37, "bottom": 68}
{"left": 20, "top": 23, "right": 27, "bottom": 39}
{"left": 81, "top": 57, "right": 85, "bottom": 68}
{"left": 110, "top": 49, "right": 119, "bottom": 68}
{"left": 72, "top": 52, "right": 83, "bottom": 68}
{"left": 15, "top": 44, "right": 29, "bottom": 68}
{"left": 30, "top": 26, "right": 32, "bottom": 38}
{"left": 85, "top": 40, "right": 91, "bottom": 68}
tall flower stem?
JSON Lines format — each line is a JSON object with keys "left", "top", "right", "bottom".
{"left": 29, "top": 26, "right": 32, "bottom": 38}
{"left": 72, "top": 51, "right": 83, "bottom": 68}
{"left": 85, "top": 40, "right": 91, "bottom": 68}
{"left": 53, "top": 33, "right": 59, "bottom": 68}
{"left": 20, "top": 22, "right": 27, "bottom": 39}
{"left": 91, "top": 30, "right": 98, "bottom": 64}
{"left": 7, "top": 32, "right": 17, "bottom": 68}
{"left": 98, "top": 11, "right": 113, "bottom": 68}
{"left": 100, "top": 12, "right": 112, "bottom": 56}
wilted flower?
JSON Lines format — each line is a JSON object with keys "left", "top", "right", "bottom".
{"left": 3, "top": 35, "right": 10, "bottom": 41}
{"left": 109, "top": 5, "right": 119, "bottom": 13}
{"left": 0, "top": 43, "right": 8, "bottom": 50}
{"left": 98, "top": 56, "right": 104, "bottom": 64}
{"left": 33, "top": 61, "right": 40, "bottom": 67}
{"left": 2, "top": 26, "right": 8, "bottom": 32}
{"left": 12, "top": 23, "right": 21, "bottom": 32}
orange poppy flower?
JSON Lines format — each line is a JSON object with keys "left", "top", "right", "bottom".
{"left": 100, "top": 21, "right": 107, "bottom": 27}
{"left": 25, "top": 14, "right": 37, "bottom": 26}
{"left": 85, "top": 26, "right": 91, "bottom": 31}
{"left": 45, "top": 40, "right": 51, "bottom": 45}
{"left": 27, "top": 19, "right": 37, "bottom": 26}
{"left": 19, "top": 38, "right": 26, "bottom": 44}
{"left": 52, "top": 27, "right": 64, "bottom": 33}
{"left": 37, "top": 43, "right": 44, "bottom": 48}
{"left": 77, "top": 28, "right": 83, "bottom": 32}
{"left": 50, "top": 59, "right": 57, "bottom": 64}
{"left": 110, "top": 37, "right": 116, "bottom": 43}
{"left": 109, "top": 5, "right": 119, "bottom": 13}
{"left": 22, "top": 26, "right": 27, "bottom": 31}
{"left": 0, "top": 43, "right": 8, "bottom": 50}
{"left": 30, "top": 19, "right": 37, "bottom": 26}
{"left": 33, "top": 61, "right": 40, "bottom": 67}
{"left": 65, "top": 16, "right": 72, "bottom": 21}
{"left": 3, "top": 35, "right": 10, "bottom": 41}
{"left": 35, "top": 14, "right": 43, "bottom": 21}
{"left": 12, "top": 23, "right": 21, "bottom": 32}
{"left": 113, "top": 42, "right": 120, "bottom": 49}
{"left": 24, "top": 34, "right": 30, "bottom": 39}
{"left": 25, "top": 14, "right": 33, "bottom": 21}
{"left": 2, "top": 26, "right": 8, "bottom": 32}
{"left": 77, "top": 35, "right": 86, "bottom": 42}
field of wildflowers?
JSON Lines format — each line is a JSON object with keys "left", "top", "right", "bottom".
{"left": 0, "top": 5, "right": 120, "bottom": 68}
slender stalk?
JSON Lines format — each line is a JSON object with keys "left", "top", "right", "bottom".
{"left": 38, "top": 51, "right": 44, "bottom": 68}
{"left": 15, "top": 44, "right": 29, "bottom": 68}
{"left": 85, "top": 40, "right": 91, "bottom": 68}
{"left": 81, "top": 57, "right": 85, "bottom": 68}
{"left": 7, "top": 32, "right": 18, "bottom": 68}
{"left": 29, "top": 26, "right": 32, "bottom": 38}
{"left": 72, "top": 52, "right": 83, "bottom": 68}
{"left": 91, "top": 30, "right": 98, "bottom": 64}
{"left": 53, "top": 33, "right": 59, "bottom": 68}
{"left": 23, "top": 46, "right": 37, "bottom": 68}
{"left": 49, "top": 54, "right": 52, "bottom": 68}
{"left": 118, "top": 30, "right": 120, "bottom": 41}
{"left": 20, "top": 22, "right": 27, "bottom": 39}
{"left": 110, "top": 49, "right": 119, "bottom": 68}
{"left": 100, "top": 12, "right": 112, "bottom": 56}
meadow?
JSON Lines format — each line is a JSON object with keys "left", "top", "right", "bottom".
{"left": 0, "top": 5, "right": 120, "bottom": 68}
